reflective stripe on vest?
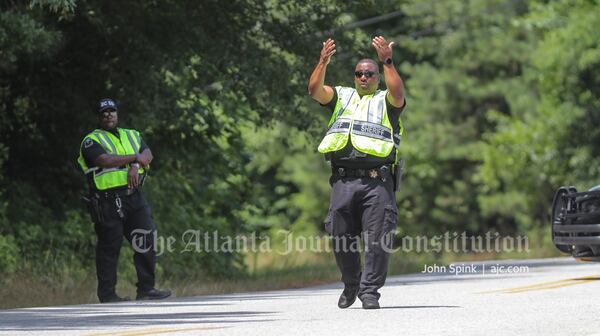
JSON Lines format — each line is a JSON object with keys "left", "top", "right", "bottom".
{"left": 76, "top": 128, "right": 145, "bottom": 190}
{"left": 318, "top": 86, "right": 401, "bottom": 158}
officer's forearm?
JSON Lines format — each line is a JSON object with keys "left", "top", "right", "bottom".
{"left": 94, "top": 153, "right": 137, "bottom": 168}
{"left": 308, "top": 61, "right": 327, "bottom": 94}
{"left": 308, "top": 62, "right": 333, "bottom": 104}
{"left": 383, "top": 63, "right": 405, "bottom": 107}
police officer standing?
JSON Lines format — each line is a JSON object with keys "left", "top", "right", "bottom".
{"left": 77, "top": 98, "right": 171, "bottom": 303}
{"left": 308, "top": 36, "right": 406, "bottom": 309}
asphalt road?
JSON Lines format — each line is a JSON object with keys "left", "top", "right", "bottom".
{"left": 1, "top": 257, "right": 599, "bottom": 336}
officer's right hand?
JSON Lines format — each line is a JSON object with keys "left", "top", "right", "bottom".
{"left": 128, "top": 166, "right": 139, "bottom": 189}
{"left": 319, "top": 38, "right": 336, "bottom": 65}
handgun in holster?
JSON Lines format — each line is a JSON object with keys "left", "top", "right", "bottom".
{"left": 393, "top": 159, "right": 404, "bottom": 192}
{"left": 139, "top": 171, "right": 148, "bottom": 187}
{"left": 82, "top": 193, "right": 104, "bottom": 224}
{"left": 138, "top": 164, "right": 150, "bottom": 187}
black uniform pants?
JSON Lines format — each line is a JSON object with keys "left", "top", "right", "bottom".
{"left": 94, "top": 190, "right": 156, "bottom": 300}
{"left": 325, "top": 174, "right": 397, "bottom": 300}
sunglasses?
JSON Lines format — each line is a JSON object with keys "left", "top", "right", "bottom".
{"left": 100, "top": 110, "right": 117, "bottom": 117}
{"left": 354, "top": 71, "right": 376, "bottom": 78}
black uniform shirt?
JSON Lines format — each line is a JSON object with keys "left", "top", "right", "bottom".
{"left": 322, "top": 89, "right": 406, "bottom": 169}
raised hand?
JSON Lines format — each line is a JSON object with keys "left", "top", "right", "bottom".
{"left": 372, "top": 36, "right": 394, "bottom": 63}
{"left": 319, "top": 38, "right": 337, "bottom": 65}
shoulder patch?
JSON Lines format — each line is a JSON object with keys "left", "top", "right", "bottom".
{"left": 84, "top": 138, "right": 94, "bottom": 148}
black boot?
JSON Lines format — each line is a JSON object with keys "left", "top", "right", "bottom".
{"left": 136, "top": 288, "right": 172, "bottom": 301}
{"left": 360, "top": 295, "right": 380, "bottom": 309}
{"left": 99, "top": 294, "right": 131, "bottom": 303}
{"left": 338, "top": 285, "right": 359, "bottom": 309}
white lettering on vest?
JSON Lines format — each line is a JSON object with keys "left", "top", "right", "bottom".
{"left": 360, "top": 124, "right": 385, "bottom": 137}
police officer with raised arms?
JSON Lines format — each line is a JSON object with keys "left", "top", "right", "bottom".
{"left": 308, "top": 36, "right": 406, "bottom": 309}
{"left": 77, "top": 98, "right": 171, "bottom": 303}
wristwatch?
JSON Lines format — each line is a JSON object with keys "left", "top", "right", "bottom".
{"left": 385, "top": 57, "right": 393, "bottom": 65}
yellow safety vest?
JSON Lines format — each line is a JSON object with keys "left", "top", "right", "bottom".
{"left": 77, "top": 128, "right": 145, "bottom": 190}
{"left": 318, "top": 86, "right": 403, "bottom": 158}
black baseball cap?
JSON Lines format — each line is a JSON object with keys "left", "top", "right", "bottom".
{"left": 98, "top": 98, "right": 118, "bottom": 113}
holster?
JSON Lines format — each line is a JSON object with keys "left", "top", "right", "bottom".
{"left": 393, "top": 159, "right": 404, "bottom": 192}
{"left": 139, "top": 171, "right": 148, "bottom": 187}
{"left": 82, "top": 194, "right": 104, "bottom": 224}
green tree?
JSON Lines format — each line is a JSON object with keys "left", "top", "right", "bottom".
{"left": 479, "top": 0, "right": 600, "bottom": 232}
{"left": 0, "top": 0, "right": 359, "bottom": 278}
{"left": 387, "top": 0, "right": 533, "bottom": 235}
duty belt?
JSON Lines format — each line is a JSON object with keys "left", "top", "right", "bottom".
{"left": 332, "top": 165, "right": 391, "bottom": 181}
{"left": 96, "top": 188, "right": 138, "bottom": 199}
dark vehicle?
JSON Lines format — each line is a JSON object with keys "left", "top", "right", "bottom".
{"left": 552, "top": 185, "right": 600, "bottom": 261}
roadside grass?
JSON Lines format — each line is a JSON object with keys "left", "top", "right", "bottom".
{"left": 0, "top": 269, "right": 98, "bottom": 309}
{"left": 0, "top": 248, "right": 425, "bottom": 309}
{"left": 0, "top": 249, "right": 341, "bottom": 309}
{"left": 0, "top": 229, "right": 565, "bottom": 309}
{"left": 439, "top": 227, "right": 562, "bottom": 264}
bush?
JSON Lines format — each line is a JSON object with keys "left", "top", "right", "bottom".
{"left": 0, "top": 235, "right": 19, "bottom": 275}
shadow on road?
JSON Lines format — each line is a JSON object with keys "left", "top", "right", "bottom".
{"left": 0, "top": 307, "right": 277, "bottom": 331}
{"left": 380, "top": 305, "right": 462, "bottom": 310}
{"left": 350, "top": 305, "right": 461, "bottom": 310}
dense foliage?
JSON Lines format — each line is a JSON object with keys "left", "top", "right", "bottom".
{"left": 1, "top": 0, "right": 598, "bottom": 279}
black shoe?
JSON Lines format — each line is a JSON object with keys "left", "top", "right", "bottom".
{"left": 99, "top": 294, "right": 131, "bottom": 303}
{"left": 136, "top": 288, "right": 172, "bottom": 301}
{"left": 361, "top": 296, "right": 380, "bottom": 309}
{"left": 338, "top": 286, "right": 359, "bottom": 309}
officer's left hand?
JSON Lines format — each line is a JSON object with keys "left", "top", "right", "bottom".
{"left": 128, "top": 166, "right": 139, "bottom": 189}
{"left": 137, "top": 152, "right": 151, "bottom": 168}
{"left": 372, "top": 35, "right": 394, "bottom": 62}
